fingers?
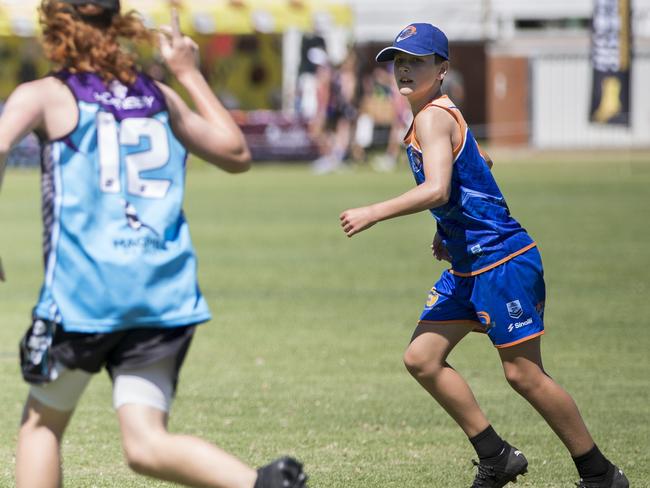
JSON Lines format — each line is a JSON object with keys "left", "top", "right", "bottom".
{"left": 339, "top": 212, "right": 356, "bottom": 237}
{"left": 171, "top": 7, "right": 181, "bottom": 39}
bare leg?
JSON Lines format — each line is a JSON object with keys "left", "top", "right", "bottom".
{"left": 16, "top": 395, "right": 74, "bottom": 488}
{"left": 118, "top": 403, "right": 257, "bottom": 488}
{"left": 403, "top": 322, "right": 490, "bottom": 437}
{"left": 498, "top": 337, "right": 595, "bottom": 456}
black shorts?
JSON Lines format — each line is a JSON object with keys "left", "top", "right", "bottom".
{"left": 20, "top": 317, "right": 196, "bottom": 388}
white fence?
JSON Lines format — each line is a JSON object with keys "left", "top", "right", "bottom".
{"left": 531, "top": 54, "right": 650, "bottom": 148}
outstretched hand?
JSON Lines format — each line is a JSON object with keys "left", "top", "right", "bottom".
{"left": 158, "top": 8, "right": 199, "bottom": 79}
{"left": 431, "top": 231, "right": 452, "bottom": 262}
{"left": 340, "top": 206, "right": 377, "bottom": 237}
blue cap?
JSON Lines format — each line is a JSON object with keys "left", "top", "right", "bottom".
{"left": 376, "top": 23, "right": 449, "bottom": 62}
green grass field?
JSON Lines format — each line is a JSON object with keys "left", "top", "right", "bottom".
{"left": 1, "top": 158, "right": 649, "bottom": 487}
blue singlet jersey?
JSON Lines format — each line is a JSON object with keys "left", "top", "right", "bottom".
{"left": 34, "top": 71, "right": 211, "bottom": 332}
{"left": 404, "top": 95, "right": 536, "bottom": 276}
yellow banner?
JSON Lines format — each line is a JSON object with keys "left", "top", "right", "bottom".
{"left": 0, "top": 0, "right": 352, "bottom": 36}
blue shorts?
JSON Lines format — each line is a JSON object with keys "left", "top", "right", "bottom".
{"left": 418, "top": 247, "right": 546, "bottom": 348}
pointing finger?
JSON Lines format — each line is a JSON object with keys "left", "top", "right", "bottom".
{"left": 171, "top": 7, "right": 181, "bottom": 38}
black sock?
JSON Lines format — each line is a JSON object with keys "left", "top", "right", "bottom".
{"left": 469, "top": 425, "right": 506, "bottom": 461}
{"left": 573, "top": 444, "right": 610, "bottom": 480}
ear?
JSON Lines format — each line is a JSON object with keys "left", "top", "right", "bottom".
{"left": 437, "top": 60, "right": 450, "bottom": 81}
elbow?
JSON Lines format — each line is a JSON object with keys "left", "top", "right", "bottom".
{"left": 204, "top": 140, "right": 252, "bottom": 173}
{"left": 223, "top": 145, "right": 252, "bottom": 174}
{"left": 424, "top": 185, "right": 450, "bottom": 208}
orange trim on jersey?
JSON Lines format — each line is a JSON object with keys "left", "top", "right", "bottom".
{"left": 403, "top": 121, "right": 422, "bottom": 151}
{"left": 403, "top": 95, "right": 467, "bottom": 158}
{"left": 495, "top": 331, "right": 545, "bottom": 349}
{"left": 449, "top": 242, "right": 537, "bottom": 277}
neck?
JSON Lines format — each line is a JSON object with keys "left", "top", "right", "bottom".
{"left": 408, "top": 87, "right": 444, "bottom": 115}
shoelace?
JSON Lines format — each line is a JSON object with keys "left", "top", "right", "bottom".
{"left": 471, "top": 460, "right": 497, "bottom": 487}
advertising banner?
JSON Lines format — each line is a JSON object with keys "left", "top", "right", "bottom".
{"left": 590, "top": 0, "right": 632, "bottom": 126}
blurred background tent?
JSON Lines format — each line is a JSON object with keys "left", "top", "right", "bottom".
{"left": 0, "top": 0, "right": 354, "bottom": 161}
{"left": 0, "top": 0, "right": 649, "bottom": 165}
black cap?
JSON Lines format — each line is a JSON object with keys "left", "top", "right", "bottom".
{"left": 61, "top": 0, "right": 120, "bottom": 13}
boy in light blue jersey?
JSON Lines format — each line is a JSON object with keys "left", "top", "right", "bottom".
{"left": 0, "top": 2, "right": 306, "bottom": 487}
{"left": 340, "top": 23, "right": 627, "bottom": 488}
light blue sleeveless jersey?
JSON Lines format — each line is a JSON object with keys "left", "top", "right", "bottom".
{"left": 34, "top": 72, "right": 211, "bottom": 332}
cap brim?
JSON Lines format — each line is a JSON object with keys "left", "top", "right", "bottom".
{"left": 61, "top": 0, "right": 120, "bottom": 12}
{"left": 375, "top": 46, "right": 440, "bottom": 63}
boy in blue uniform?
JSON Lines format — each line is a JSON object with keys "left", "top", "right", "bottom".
{"left": 340, "top": 23, "right": 628, "bottom": 488}
{"left": 0, "top": 1, "right": 306, "bottom": 487}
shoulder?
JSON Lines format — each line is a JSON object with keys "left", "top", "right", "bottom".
{"left": 414, "top": 103, "right": 457, "bottom": 141}
{"left": 8, "top": 77, "right": 70, "bottom": 106}
{"left": 154, "top": 81, "right": 181, "bottom": 108}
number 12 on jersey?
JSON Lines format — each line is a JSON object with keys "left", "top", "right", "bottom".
{"left": 97, "top": 112, "right": 171, "bottom": 199}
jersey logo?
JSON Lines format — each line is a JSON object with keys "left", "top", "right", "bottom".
{"left": 396, "top": 25, "right": 417, "bottom": 42}
{"left": 408, "top": 147, "right": 423, "bottom": 174}
{"left": 123, "top": 200, "right": 160, "bottom": 237}
{"left": 110, "top": 80, "right": 129, "bottom": 100}
{"left": 506, "top": 300, "right": 523, "bottom": 319}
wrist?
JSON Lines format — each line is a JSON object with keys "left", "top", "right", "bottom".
{"left": 367, "top": 204, "right": 382, "bottom": 224}
{"left": 174, "top": 67, "right": 203, "bottom": 86}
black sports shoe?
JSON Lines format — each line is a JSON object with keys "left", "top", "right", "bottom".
{"left": 254, "top": 456, "right": 308, "bottom": 488}
{"left": 470, "top": 442, "right": 528, "bottom": 488}
{"left": 576, "top": 463, "right": 629, "bottom": 488}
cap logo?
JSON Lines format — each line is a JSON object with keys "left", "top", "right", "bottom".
{"left": 396, "top": 25, "right": 417, "bottom": 42}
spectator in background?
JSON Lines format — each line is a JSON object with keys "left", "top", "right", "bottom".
{"left": 354, "top": 65, "right": 411, "bottom": 171}
{"left": 442, "top": 67, "right": 465, "bottom": 110}
{"left": 312, "top": 49, "right": 360, "bottom": 174}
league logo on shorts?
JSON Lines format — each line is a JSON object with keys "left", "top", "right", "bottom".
{"left": 477, "top": 311, "right": 491, "bottom": 326}
{"left": 506, "top": 300, "right": 523, "bottom": 319}
{"left": 426, "top": 288, "right": 439, "bottom": 308}
{"left": 396, "top": 25, "right": 417, "bottom": 42}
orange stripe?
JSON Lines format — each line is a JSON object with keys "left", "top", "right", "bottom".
{"left": 423, "top": 95, "right": 467, "bottom": 157}
{"left": 495, "top": 331, "right": 545, "bottom": 349}
{"left": 450, "top": 242, "right": 537, "bottom": 277}
{"left": 405, "top": 95, "right": 466, "bottom": 156}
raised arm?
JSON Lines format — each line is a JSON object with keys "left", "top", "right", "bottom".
{"left": 0, "top": 81, "right": 48, "bottom": 282}
{"left": 0, "top": 82, "right": 46, "bottom": 186}
{"left": 339, "top": 107, "right": 456, "bottom": 237}
{"left": 157, "top": 10, "right": 250, "bottom": 173}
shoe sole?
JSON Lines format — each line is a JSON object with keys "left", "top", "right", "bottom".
{"left": 498, "top": 463, "right": 528, "bottom": 487}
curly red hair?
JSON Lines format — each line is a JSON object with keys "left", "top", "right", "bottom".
{"left": 39, "top": 0, "right": 154, "bottom": 85}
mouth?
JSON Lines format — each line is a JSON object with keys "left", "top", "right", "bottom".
{"left": 399, "top": 77, "right": 413, "bottom": 84}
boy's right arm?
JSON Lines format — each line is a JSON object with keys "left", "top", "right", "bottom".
{"left": 157, "top": 11, "right": 251, "bottom": 173}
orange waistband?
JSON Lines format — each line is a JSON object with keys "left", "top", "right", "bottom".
{"left": 449, "top": 242, "right": 537, "bottom": 277}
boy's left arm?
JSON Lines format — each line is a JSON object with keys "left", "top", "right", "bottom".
{"left": 340, "top": 108, "right": 455, "bottom": 237}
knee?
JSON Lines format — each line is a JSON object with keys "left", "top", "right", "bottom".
{"left": 503, "top": 363, "right": 545, "bottom": 395}
{"left": 403, "top": 346, "right": 442, "bottom": 380}
{"left": 122, "top": 431, "right": 163, "bottom": 475}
